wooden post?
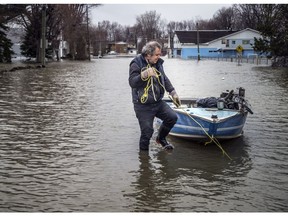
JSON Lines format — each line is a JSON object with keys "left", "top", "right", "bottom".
{"left": 86, "top": 5, "right": 91, "bottom": 61}
{"left": 41, "top": 5, "right": 46, "bottom": 66}
{"left": 197, "top": 23, "right": 200, "bottom": 61}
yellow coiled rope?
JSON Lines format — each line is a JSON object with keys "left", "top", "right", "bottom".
{"left": 140, "top": 64, "right": 166, "bottom": 104}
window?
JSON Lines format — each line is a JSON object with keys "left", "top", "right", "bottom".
{"left": 242, "top": 40, "right": 250, "bottom": 45}
{"left": 232, "top": 40, "right": 236, "bottom": 45}
{"left": 226, "top": 39, "right": 229, "bottom": 47}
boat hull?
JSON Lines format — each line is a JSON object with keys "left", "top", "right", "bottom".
{"left": 156, "top": 104, "right": 248, "bottom": 140}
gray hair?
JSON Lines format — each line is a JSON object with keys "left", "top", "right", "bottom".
{"left": 141, "top": 41, "right": 162, "bottom": 56}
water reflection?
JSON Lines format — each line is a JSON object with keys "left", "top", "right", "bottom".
{"left": 131, "top": 151, "right": 175, "bottom": 212}
{"left": 129, "top": 136, "right": 252, "bottom": 212}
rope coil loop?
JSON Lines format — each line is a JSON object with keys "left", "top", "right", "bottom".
{"left": 140, "top": 64, "right": 165, "bottom": 104}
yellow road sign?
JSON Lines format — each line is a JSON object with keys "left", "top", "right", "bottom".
{"left": 236, "top": 45, "right": 243, "bottom": 53}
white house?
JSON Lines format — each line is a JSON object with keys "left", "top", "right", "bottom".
{"left": 172, "top": 28, "right": 263, "bottom": 59}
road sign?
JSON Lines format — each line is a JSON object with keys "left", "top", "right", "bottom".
{"left": 236, "top": 45, "right": 243, "bottom": 53}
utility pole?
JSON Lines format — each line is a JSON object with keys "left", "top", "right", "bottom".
{"left": 86, "top": 5, "right": 91, "bottom": 61}
{"left": 197, "top": 22, "right": 200, "bottom": 61}
{"left": 41, "top": 5, "right": 46, "bottom": 66}
{"left": 114, "top": 31, "right": 116, "bottom": 52}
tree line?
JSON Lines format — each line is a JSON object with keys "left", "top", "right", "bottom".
{"left": 0, "top": 4, "right": 287, "bottom": 64}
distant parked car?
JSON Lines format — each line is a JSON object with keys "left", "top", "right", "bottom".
{"left": 108, "top": 51, "right": 118, "bottom": 55}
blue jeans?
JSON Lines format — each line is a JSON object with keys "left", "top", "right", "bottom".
{"left": 134, "top": 100, "right": 178, "bottom": 150}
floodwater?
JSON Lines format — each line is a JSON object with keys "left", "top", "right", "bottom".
{"left": 0, "top": 57, "right": 287, "bottom": 212}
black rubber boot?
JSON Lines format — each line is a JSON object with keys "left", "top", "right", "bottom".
{"left": 140, "top": 146, "right": 149, "bottom": 151}
{"left": 156, "top": 124, "right": 174, "bottom": 150}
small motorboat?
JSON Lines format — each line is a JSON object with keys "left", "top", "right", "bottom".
{"left": 156, "top": 87, "right": 253, "bottom": 140}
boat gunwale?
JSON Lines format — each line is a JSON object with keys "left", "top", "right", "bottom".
{"left": 173, "top": 107, "right": 246, "bottom": 123}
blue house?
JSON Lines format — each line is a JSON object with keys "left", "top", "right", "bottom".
{"left": 171, "top": 28, "right": 263, "bottom": 59}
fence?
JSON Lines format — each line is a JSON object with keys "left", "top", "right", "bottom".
{"left": 186, "top": 55, "right": 272, "bottom": 65}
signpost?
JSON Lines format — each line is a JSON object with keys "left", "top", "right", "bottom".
{"left": 236, "top": 45, "right": 243, "bottom": 66}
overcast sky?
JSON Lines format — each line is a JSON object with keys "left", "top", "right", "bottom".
{"left": 91, "top": 4, "right": 232, "bottom": 26}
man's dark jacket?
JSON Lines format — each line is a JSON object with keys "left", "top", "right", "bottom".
{"left": 129, "top": 54, "right": 175, "bottom": 104}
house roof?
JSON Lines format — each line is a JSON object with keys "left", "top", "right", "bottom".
{"left": 175, "top": 29, "right": 239, "bottom": 44}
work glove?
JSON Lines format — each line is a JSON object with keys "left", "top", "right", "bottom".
{"left": 141, "top": 67, "right": 157, "bottom": 80}
{"left": 170, "top": 90, "right": 181, "bottom": 108}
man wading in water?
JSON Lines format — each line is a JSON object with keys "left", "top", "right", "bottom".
{"left": 129, "top": 41, "right": 181, "bottom": 151}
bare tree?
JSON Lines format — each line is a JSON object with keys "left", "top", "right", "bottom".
{"left": 135, "top": 10, "right": 162, "bottom": 42}
{"left": 232, "top": 4, "right": 279, "bottom": 30}
{"left": 59, "top": 4, "right": 86, "bottom": 59}
{"left": 211, "top": 7, "right": 234, "bottom": 30}
{"left": 56, "top": 4, "right": 99, "bottom": 60}
{"left": 90, "top": 20, "right": 109, "bottom": 56}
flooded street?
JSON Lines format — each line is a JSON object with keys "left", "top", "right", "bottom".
{"left": 0, "top": 58, "right": 287, "bottom": 212}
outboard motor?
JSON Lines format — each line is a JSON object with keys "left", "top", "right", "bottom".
{"left": 234, "top": 87, "right": 253, "bottom": 114}
{"left": 236, "top": 87, "right": 245, "bottom": 97}
{"left": 220, "top": 90, "right": 229, "bottom": 98}
{"left": 219, "top": 87, "right": 253, "bottom": 114}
